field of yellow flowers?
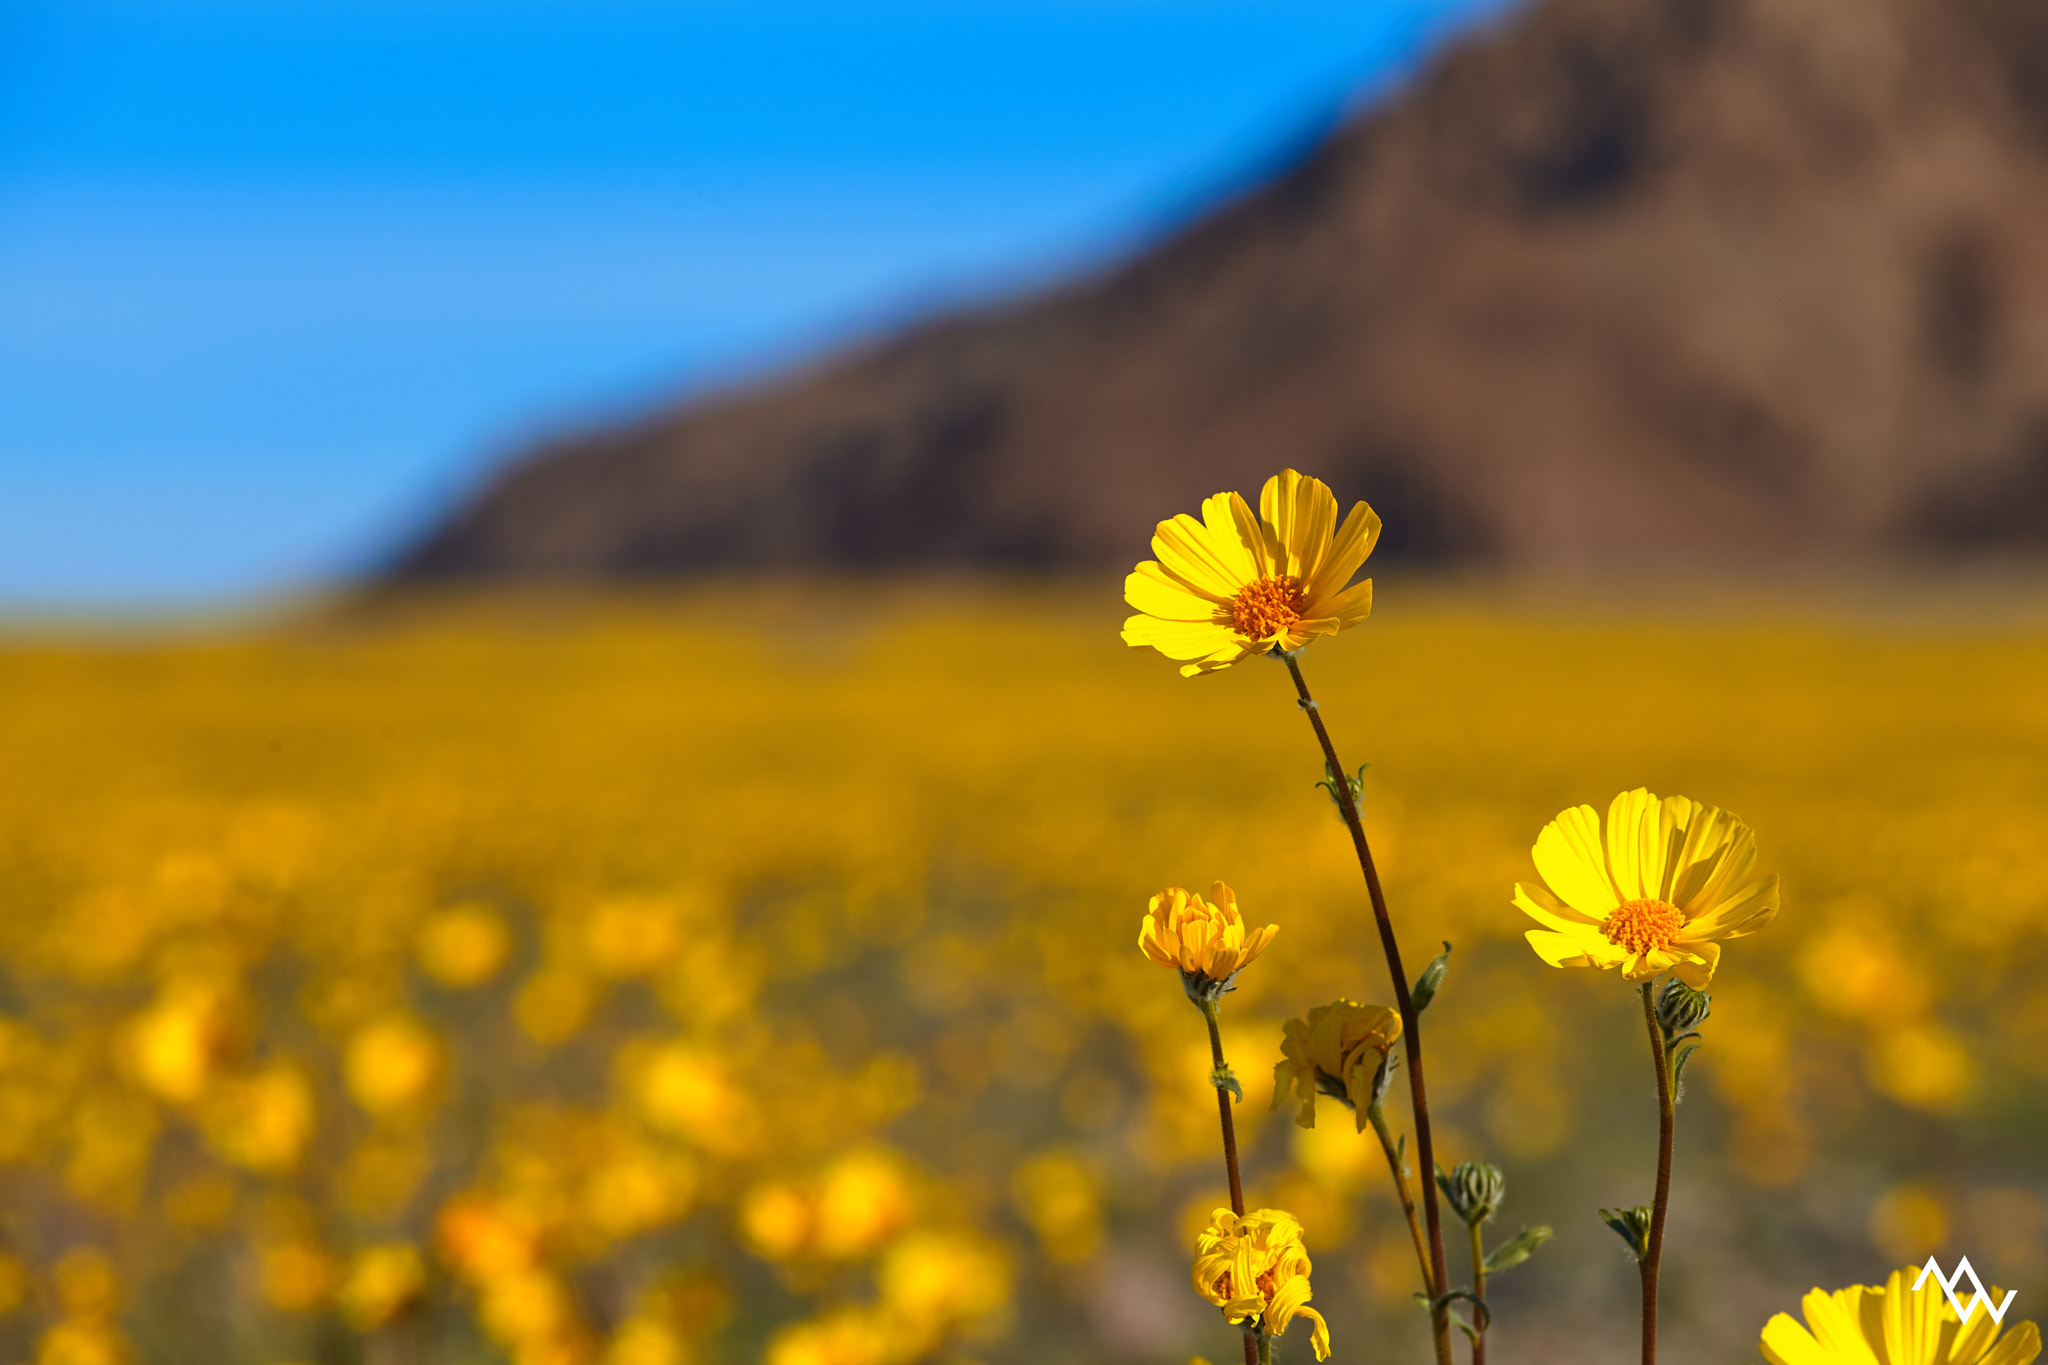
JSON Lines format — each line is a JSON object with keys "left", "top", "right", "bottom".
{"left": 0, "top": 583, "right": 2044, "bottom": 1365}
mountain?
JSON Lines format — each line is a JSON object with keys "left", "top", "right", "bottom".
{"left": 390, "top": 0, "right": 2048, "bottom": 581}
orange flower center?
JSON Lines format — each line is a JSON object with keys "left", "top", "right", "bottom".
{"left": 1602, "top": 898, "right": 1685, "bottom": 955}
{"left": 1230, "top": 575, "right": 1306, "bottom": 640}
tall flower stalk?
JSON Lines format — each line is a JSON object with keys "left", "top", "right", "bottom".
{"left": 1123, "top": 470, "right": 1454, "bottom": 1365}
{"left": 1140, "top": 883, "right": 1279, "bottom": 1365}
{"left": 1283, "top": 653, "right": 1453, "bottom": 1365}
{"left": 1515, "top": 789, "right": 1777, "bottom": 1365}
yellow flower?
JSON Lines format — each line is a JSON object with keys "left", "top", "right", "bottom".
{"left": 1139, "top": 884, "right": 1277, "bottom": 1005}
{"left": 1513, "top": 788, "right": 1778, "bottom": 987}
{"left": 1191, "top": 1208, "right": 1330, "bottom": 1361}
{"left": 1761, "top": 1264, "right": 2041, "bottom": 1365}
{"left": 1271, "top": 1000, "right": 1403, "bottom": 1131}
{"left": 1122, "top": 469, "right": 1380, "bottom": 676}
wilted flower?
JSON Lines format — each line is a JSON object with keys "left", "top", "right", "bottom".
{"left": 1191, "top": 1207, "right": 1331, "bottom": 1361}
{"left": 1760, "top": 1264, "right": 2041, "bottom": 1365}
{"left": 1122, "top": 470, "right": 1380, "bottom": 676}
{"left": 1139, "top": 884, "right": 1277, "bottom": 1005}
{"left": 1270, "top": 999, "right": 1402, "bottom": 1131}
{"left": 1514, "top": 788, "right": 1779, "bottom": 986}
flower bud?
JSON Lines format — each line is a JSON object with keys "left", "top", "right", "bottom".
{"left": 1655, "top": 979, "right": 1711, "bottom": 1037}
{"left": 1436, "top": 1161, "right": 1505, "bottom": 1226}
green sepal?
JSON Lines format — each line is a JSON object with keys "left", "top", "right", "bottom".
{"left": 1410, "top": 942, "right": 1453, "bottom": 1013}
{"left": 1483, "top": 1225, "right": 1554, "bottom": 1275}
{"left": 1671, "top": 1039, "right": 1702, "bottom": 1104}
{"left": 1598, "top": 1206, "right": 1653, "bottom": 1261}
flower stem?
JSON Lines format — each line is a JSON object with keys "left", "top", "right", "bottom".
{"left": 1257, "top": 1334, "right": 1273, "bottom": 1365}
{"left": 1469, "top": 1219, "right": 1488, "bottom": 1365}
{"left": 1203, "top": 1005, "right": 1247, "bottom": 1218}
{"left": 1282, "top": 653, "right": 1453, "bottom": 1365}
{"left": 1203, "top": 1003, "right": 1259, "bottom": 1365}
{"left": 1638, "top": 983, "right": 1676, "bottom": 1365}
{"left": 1366, "top": 1106, "right": 1436, "bottom": 1300}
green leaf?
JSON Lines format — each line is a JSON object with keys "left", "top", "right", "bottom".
{"left": 1210, "top": 1065, "right": 1243, "bottom": 1104}
{"left": 1431, "top": 1290, "right": 1491, "bottom": 1332}
{"left": 1396, "top": 1132, "right": 1409, "bottom": 1178}
{"left": 1410, "top": 942, "right": 1453, "bottom": 1013}
{"left": 1484, "top": 1225, "right": 1554, "bottom": 1275}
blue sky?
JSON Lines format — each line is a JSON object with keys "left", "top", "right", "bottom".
{"left": 0, "top": 0, "right": 1516, "bottom": 607}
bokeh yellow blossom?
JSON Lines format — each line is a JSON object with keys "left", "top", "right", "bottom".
{"left": 1760, "top": 1263, "right": 2041, "bottom": 1365}
{"left": 1139, "top": 883, "right": 1276, "bottom": 1001}
{"left": 337, "top": 1243, "right": 427, "bottom": 1332}
{"left": 1514, "top": 788, "right": 1779, "bottom": 986}
{"left": 1122, "top": 469, "right": 1380, "bottom": 676}
{"left": 1271, "top": 999, "right": 1402, "bottom": 1131}
{"left": 1192, "top": 1207, "right": 1330, "bottom": 1361}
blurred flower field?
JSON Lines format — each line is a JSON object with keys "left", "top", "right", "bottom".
{"left": 0, "top": 585, "right": 2045, "bottom": 1365}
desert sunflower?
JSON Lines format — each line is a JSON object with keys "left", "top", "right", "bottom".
{"left": 1139, "top": 883, "right": 1277, "bottom": 1005}
{"left": 1513, "top": 788, "right": 1778, "bottom": 987}
{"left": 1270, "top": 999, "right": 1402, "bottom": 1132}
{"left": 1191, "top": 1207, "right": 1331, "bottom": 1361}
{"left": 1761, "top": 1265, "right": 2040, "bottom": 1365}
{"left": 1122, "top": 470, "right": 1380, "bottom": 677}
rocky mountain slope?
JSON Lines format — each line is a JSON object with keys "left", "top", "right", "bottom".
{"left": 392, "top": 0, "right": 2048, "bottom": 579}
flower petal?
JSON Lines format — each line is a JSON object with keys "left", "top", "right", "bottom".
{"left": 1120, "top": 616, "right": 1242, "bottom": 662}
{"left": 1306, "top": 500, "right": 1381, "bottom": 604}
{"left": 1980, "top": 1320, "right": 2042, "bottom": 1365}
{"left": 1525, "top": 928, "right": 1622, "bottom": 969}
{"left": 1125, "top": 561, "right": 1228, "bottom": 619}
{"left": 1206, "top": 492, "right": 1273, "bottom": 582}
{"left": 1532, "top": 805, "right": 1620, "bottom": 917}
{"left": 1761, "top": 1311, "right": 1844, "bottom": 1365}
{"left": 1514, "top": 880, "right": 1606, "bottom": 932}
{"left": 1259, "top": 469, "right": 1337, "bottom": 582}
{"left": 1152, "top": 508, "right": 1252, "bottom": 597}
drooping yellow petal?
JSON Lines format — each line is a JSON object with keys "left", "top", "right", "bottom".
{"left": 1670, "top": 941, "right": 1720, "bottom": 988}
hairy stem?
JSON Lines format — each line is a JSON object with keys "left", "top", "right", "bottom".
{"left": 1639, "top": 983, "right": 1676, "bottom": 1365}
{"left": 1283, "top": 653, "right": 1453, "bottom": 1365}
{"left": 1469, "top": 1219, "right": 1488, "bottom": 1365}
{"left": 1367, "top": 1106, "right": 1436, "bottom": 1299}
{"left": 1203, "top": 1004, "right": 1259, "bottom": 1365}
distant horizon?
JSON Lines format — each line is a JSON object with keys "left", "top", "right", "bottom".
{"left": 0, "top": 0, "right": 1519, "bottom": 609}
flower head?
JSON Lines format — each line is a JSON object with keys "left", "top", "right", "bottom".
{"left": 1191, "top": 1208, "right": 1330, "bottom": 1361}
{"left": 1513, "top": 788, "right": 1778, "bottom": 987}
{"left": 1270, "top": 999, "right": 1402, "bottom": 1131}
{"left": 1123, "top": 470, "right": 1380, "bottom": 677}
{"left": 1761, "top": 1264, "right": 2041, "bottom": 1365}
{"left": 1139, "top": 884, "right": 1277, "bottom": 1006}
